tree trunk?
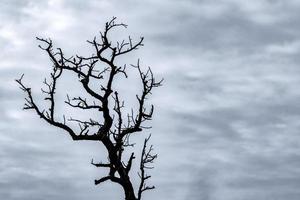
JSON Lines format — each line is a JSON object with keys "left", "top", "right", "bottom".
{"left": 124, "top": 187, "right": 137, "bottom": 200}
{"left": 120, "top": 170, "right": 137, "bottom": 200}
{"left": 108, "top": 149, "right": 138, "bottom": 200}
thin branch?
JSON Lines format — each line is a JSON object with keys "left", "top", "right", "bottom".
{"left": 138, "top": 135, "right": 157, "bottom": 200}
{"left": 16, "top": 75, "right": 102, "bottom": 141}
{"left": 65, "top": 95, "right": 103, "bottom": 111}
{"left": 119, "top": 60, "right": 163, "bottom": 139}
{"left": 91, "top": 159, "right": 111, "bottom": 168}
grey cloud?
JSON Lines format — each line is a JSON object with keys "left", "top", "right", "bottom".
{"left": 2, "top": 0, "right": 300, "bottom": 200}
{"left": 0, "top": 0, "right": 29, "bottom": 22}
{"left": 146, "top": 0, "right": 300, "bottom": 56}
{"left": 158, "top": 45, "right": 300, "bottom": 198}
{"left": 185, "top": 167, "right": 217, "bottom": 200}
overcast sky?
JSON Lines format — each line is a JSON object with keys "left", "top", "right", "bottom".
{"left": 2, "top": 0, "right": 300, "bottom": 200}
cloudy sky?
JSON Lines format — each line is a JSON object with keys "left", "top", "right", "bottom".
{"left": 2, "top": 0, "right": 300, "bottom": 199}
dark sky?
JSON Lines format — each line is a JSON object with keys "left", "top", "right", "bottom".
{"left": 2, "top": 0, "right": 300, "bottom": 200}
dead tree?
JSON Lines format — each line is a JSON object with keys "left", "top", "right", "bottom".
{"left": 16, "top": 17, "right": 162, "bottom": 200}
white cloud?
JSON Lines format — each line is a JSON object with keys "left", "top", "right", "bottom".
{"left": 265, "top": 41, "right": 300, "bottom": 54}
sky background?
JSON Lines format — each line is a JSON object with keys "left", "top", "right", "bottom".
{"left": 1, "top": 0, "right": 300, "bottom": 200}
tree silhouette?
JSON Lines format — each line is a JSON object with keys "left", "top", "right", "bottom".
{"left": 16, "top": 17, "right": 162, "bottom": 200}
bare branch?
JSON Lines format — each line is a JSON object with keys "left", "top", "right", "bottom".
{"left": 115, "top": 36, "right": 144, "bottom": 57}
{"left": 138, "top": 135, "right": 157, "bottom": 200}
{"left": 125, "top": 153, "right": 135, "bottom": 173}
{"left": 65, "top": 95, "right": 103, "bottom": 111}
{"left": 95, "top": 175, "right": 122, "bottom": 185}
{"left": 119, "top": 60, "right": 162, "bottom": 140}
{"left": 113, "top": 91, "right": 123, "bottom": 136}
{"left": 16, "top": 75, "right": 102, "bottom": 141}
{"left": 91, "top": 159, "right": 111, "bottom": 168}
